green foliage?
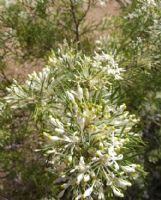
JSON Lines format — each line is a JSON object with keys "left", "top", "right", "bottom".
{"left": 0, "top": 0, "right": 103, "bottom": 59}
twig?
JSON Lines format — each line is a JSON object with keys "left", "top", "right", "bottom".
{"left": 69, "top": 0, "right": 81, "bottom": 49}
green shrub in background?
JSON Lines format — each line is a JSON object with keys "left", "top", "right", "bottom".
{"left": 0, "top": 46, "right": 144, "bottom": 199}
{"left": 0, "top": 0, "right": 105, "bottom": 59}
{"left": 98, "top": 0, "right": 161, "bottom": 199}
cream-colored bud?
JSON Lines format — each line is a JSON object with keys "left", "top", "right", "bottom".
{"left": 77, "top": 84, "right": 83, "bottom": 101}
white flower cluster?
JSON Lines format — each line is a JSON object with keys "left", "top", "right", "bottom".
{"left": 5, "top": 80, "right": 29, "bottom": 109}
{"left": 4, "top": 47, "right": 142, "bottom": 199}
{"left": 5, "top": 0, "right": 17, "bottom": 8}
{"left": 44, "top": 85, "right": 140, "bottom": 199}
{"left": 125, "top": 0, "right": 157, "bottom": 20}
{"left": 4, "top": 67, "right": 55, "bottom": 108}
{"left": 94, "top": 52, "right": 124, "bottom": 80}
{"left": 149, "top": 18, "right": 161, "bottom": 39}
{"left": 5, "top": 49, "right": 123, "bottom": 107}
{"left": 26, "top": 67, "right": 52, "bottom": 92}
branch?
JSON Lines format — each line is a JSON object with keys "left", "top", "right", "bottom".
{"left": 69, "top": 0, "right": 81, "bottom": 49}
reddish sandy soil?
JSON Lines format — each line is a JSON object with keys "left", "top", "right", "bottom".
{"left": 4, "top": 58, "right": 44, "bottom": 83}
{"left": 87, "top": 0, "right": 120, "bottom": 23}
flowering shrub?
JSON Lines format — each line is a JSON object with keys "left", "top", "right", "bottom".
{"left": 3, "top": 0, "right": 161, "bottom": 199}
{"left": 1, "top": 47, "right": 144, "bottom": 199}
{"left": 97, "top": 0, "right": 161, "bottom": 199}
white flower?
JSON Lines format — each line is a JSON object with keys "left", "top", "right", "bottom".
{"left": 66, "top": 91, "right": 75, "bottom": 102}
{"left": 112, "top": 187, "right": 124, "bottom": 198}
{"left": 96, "top": 150, "right": 104, "bottom": 158}
{"left": 49, "top": 116, "right": 64, "bottom": 133}
{"left": 77, "top": 85, "right": 83, "bottom": 101}
{"left": 77, "top": 116, "right": 85, "bottom": 132}
{"left": 77, "top": 173, "right": 84, "bottom": 185}
{"left": 55, "top": 128, "right": 65, "bottom": 134}
{"left": 78, "top": 157, "right": 86, "bottom": 172}
{"left": 67, "top": 155, "right": 73, "bottom": 162}
{"left": 107, "top": 146, "right": 123, "bottom": 170}
{"left": 95, "top": 52, "right": 112, "bottom": 62}
{"left": 121, "top": 164, "right": 137, "bottom": 173}
{"left": 83, "top": 186, "right": 93, "bottom": 198}
{"left": 84, "top": 174, "right": 90, "bottom": 182}
{"left": 116, "top": 178, "right": 132, "bottom": 188}
{"left": 84, "top": 88, "right": 90, "bottom": 100}
{"left": 43, "top": 133, "right": 61, "bottom": 142}
{"left": 49, "top": 116, "right": 64, "bottom": 129}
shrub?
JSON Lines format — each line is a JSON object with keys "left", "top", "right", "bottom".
{"left": 1, "top": 46, "right": 144, "bottom": 199}
{"left": 98, "top": 0, "right": 161, "bottom": 199}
